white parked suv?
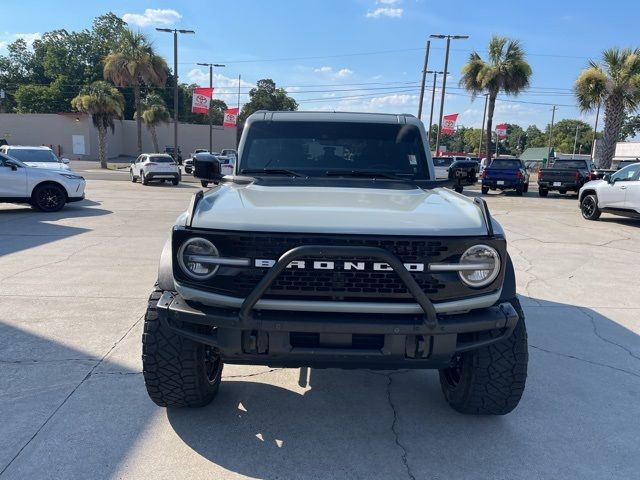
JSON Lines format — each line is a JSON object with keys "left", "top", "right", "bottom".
{"left": 130, "top": 154, "right": 181, "bottom": 185}
{"left": 0, "top": 153, "right": 85, "bottom": 211}
{"left": 0, "top": 145, "right": 71, "bottom": 170}
{"left": 579, "top": 162, "right": 640, "bottom": 220}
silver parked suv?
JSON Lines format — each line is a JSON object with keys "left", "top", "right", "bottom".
{"left": 142, "top": 111, "right": 528, "bottom": 415}
{"left": 130, "top": 154, "right": 181, "bottom": 185}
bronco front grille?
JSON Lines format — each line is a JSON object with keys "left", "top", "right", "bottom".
{"left": 173, "top": 229, "right": 505, "bottom": 302}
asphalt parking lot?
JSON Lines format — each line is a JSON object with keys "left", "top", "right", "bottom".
{"left": 1, "top": 176, "right": 639, "bottom": 480}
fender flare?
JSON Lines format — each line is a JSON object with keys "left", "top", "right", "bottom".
{"left": 498, "top": 253, "right": 517, "bottom": 302}
{"left": 157, "top": 237, "right": 176, "bottom": 291}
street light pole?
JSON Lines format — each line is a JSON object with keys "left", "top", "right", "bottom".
{"left": 430, "top": 34, "right": 469, "bottom": 155}
{"left": 426, "top": 70, "right": 444, "bottom": 145}
{"left": 156, "top": 28, "right": 195, "bottom": 162}
{"left": 196, "top": 62, "right": 226, "bottom": 152}
{"left": 572, "top": 124, "right": 580, "bottom": 158}
{"left": 417, "top": 40, "right": 431, "bottom": 119}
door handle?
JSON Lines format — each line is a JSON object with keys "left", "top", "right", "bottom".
{"left": 620, "top": 186, "right": 627, "bottom": 190}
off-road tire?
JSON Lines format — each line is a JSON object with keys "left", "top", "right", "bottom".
{"left": 581, "top": 194, "right": 601, "bottom": 221}
{"left": 538, "top": 188, "right": 548, "bottom": 197}
{"left": 481, "top": 186, "right": 489, "bottom": 195}
{"left": 130, "top": 170, "right": 137, "bottom": 183}
{"left": 142, "top": 289, "right": 223, "bottom": 408}
{"left": 201, "top": 180, "right": 209, "bottom": 188}
{"left": 31, "top": 183, "right": 66, "bottom": 212}
{"left": 454, "top": 185, "right": 464, "bottom": 193}
{"left": 438, "top": 298, "right": 528, "bottom": 415}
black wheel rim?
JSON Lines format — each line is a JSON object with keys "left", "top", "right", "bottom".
{"left": 204, "top": 346, "right": 221, "bottom": 385}
{"left": 38, "top": 187, "right": 63, "bottom": 210}
{"left": 582, "top": 198, "right": 595, "bottom": 217}
{"left": 443, "top": 354, "right": 463, "bottom": 387}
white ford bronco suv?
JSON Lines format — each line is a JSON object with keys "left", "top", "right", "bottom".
{"left": 143, "top": 111, "right": 528, "bottom": 415}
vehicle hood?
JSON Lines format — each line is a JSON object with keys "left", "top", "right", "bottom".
{"left": 581, "top": 179, "right": 605, "bottom": 189}
{"left": 186, "top": 183, "right": 497, "bottom": 236}
{"left": 24, "top": 162, "right": 71, "bottom": 171}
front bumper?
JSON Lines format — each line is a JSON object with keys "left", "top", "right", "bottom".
{"left": 157, "top": 292, "right": 519, "bottom": 369}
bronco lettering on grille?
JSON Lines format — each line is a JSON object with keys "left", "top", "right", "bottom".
{"left": 254, "top": 259, "right": 425, "bottom": 272}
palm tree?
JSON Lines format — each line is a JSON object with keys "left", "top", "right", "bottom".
{"left": 136, "top": 93, "right": 170, "bottom": 153}
{"left": 575, "top": 48, "right": 640, "bottom": 168}
{"left": 103, "top": 30, "right": 168, "bottom": 155}
{"left": 71, "top": 81, "right": 125, "bottom": 169}
{"left": 460, "top": 36, "right": 532, "bottom": 161}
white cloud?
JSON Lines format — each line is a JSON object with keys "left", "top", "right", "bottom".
{"left": 366, "top": 7, "right": 403, "bottom": 18}
{"left": 0, "top": 32, "right": 41, "bottom": 50}
{"left": 313, "top": 66, "right": 354, "bottom": 79}
{"left": 285, "top": 86, "right": 302, "bottom": 93}
{"left": 122, "top": 8, "right": 182, "bottom": 27}
{"left": 186, "top": 69, "right": 254, "bottom": 104}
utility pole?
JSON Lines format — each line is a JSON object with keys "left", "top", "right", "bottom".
{"left": 572, "top": 124, "right": 580, "bottom": 158}
{"left": 237, "top": 74, "right": 242, "bottom": 149}
{"left": 478, "top": 93, "right": 488, "bottom": 156}
{"left": 156, "top": 28, "right": 195, "bottom": 161}
{"left": 417, "top": 41, "right": 431, "bottom": 119}
{"left": 547, "top": 105, "right": 557, "bottom": 165}
{"left": 430, "top": 34, "right": 469, "bottom": 155}
{"left": 426, "top": 70, "right": 444, "bottom": 145}
{"left": 591, "top": 102, "right": 601, "bottom": 162}
{"left": 196, "top": 62, "right": 226, "bottom": 152}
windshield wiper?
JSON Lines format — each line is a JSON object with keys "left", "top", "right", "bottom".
{"left": 325, "top": 170, "right": 406, "bottom": 180}
{"left": 240, "top": 168, "right": 305, "bottom": 177}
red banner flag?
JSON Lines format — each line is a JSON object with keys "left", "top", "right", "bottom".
{"left": 223, "top": 107, "right": 240, "bottom": 128}
{"left": 441, "top": 113, "right": 458, "bottom": 136}
{"left": 191, "top": 87, "right": 214, "bottom": 114}
{"left": 496, "top": 123, "right": 508, "bottom": 139}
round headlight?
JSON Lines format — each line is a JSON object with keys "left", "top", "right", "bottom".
{"left": 178, "top": 237, "right": 219, "bottom": 280}
{"left": 458, "top": 245, "right": 500, "bottom": 288}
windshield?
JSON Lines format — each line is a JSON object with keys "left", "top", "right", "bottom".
{"left": 490, "top": 160, "right": 521, "bottom": 169}
{"left": 8, "top": 149, "right": 59, "bottom": 163}
{"left": 432, "top": 157, "right": 453, "bottom": 167}
{"left": 552, "top": 160, "right": 587, "bottom": 169}
{"left": 241, "top": 121, "right": 430, "bottom": 179}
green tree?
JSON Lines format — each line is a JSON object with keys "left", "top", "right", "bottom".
{"left": 238, "top": 79, "right": 298, "bottom": 123}
{"left": 463, "top": 128, "right": 482, "bottom": 153}
{"left": 460, "top": 36, "right": 532, "bottom": 162}
{"left": 548, "top": 119, "right": 593, "bottom": 154}
{"left": 104, "top": 30, "right": 168, "bottom": 155}
{"left": 135, "top": 93, "right": 170, "bottom": 153}
{"left": 575, "top": 48, "right": 640, "bottom": 167}
{"left": 71, "top": 81, "right": 125, "bottom": 169}
{"left": 619, "top": 114, "right": 640, "bottom": 140}
{"left": 524, "top": 125, "right": 546, "bottom": 148}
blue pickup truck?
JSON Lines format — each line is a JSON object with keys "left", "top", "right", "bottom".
{"left": 480, "top": 158, "right": 530, "bottom": 196}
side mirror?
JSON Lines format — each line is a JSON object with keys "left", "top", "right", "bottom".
{"left": 10, "top": 163, "right": 18, "bottom": 171}
{"left": 193, "top": 156, "right": 223, "bottom": 182}
{"left": 61, "top": 158, "right": 70, "bottom": 164}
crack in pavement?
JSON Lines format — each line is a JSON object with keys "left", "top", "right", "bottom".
{"left": 0, "top": 312, "right": 145, "bottom": 478}
{"left": 224, "top": 368, "right": 283, "bottom": 379}
{"left": 366, "top": 370, "right": 416, "bottom": 480}
{"left": 578, "top": 308, "right": 640, "bottom": 363}
{"left": 530, "top": 344, "right": 640, "bottom": 379}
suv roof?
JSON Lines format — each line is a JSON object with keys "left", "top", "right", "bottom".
{"left": 2, "top": 145, "right": 53, "bottom": 151}
{"left": 246, "top": 110, "right": 419, "bottom": 126}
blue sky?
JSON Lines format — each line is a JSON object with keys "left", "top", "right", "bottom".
{"left": 3, "top": 0, "right": 640, "bottom": 129}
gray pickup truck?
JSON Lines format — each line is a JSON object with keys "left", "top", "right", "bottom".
{"left": 142, "top": 111, "right": 528, "bottom": 415}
